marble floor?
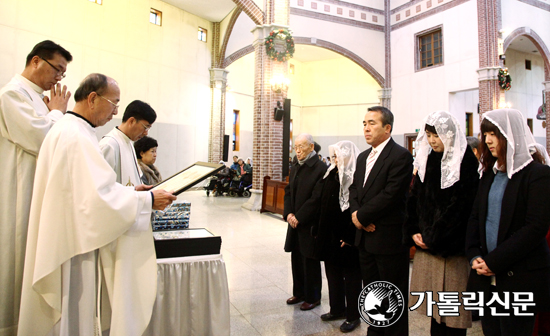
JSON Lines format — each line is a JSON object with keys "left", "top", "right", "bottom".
{"left": 179, "top": 190, "right": 484, "bottom": 336}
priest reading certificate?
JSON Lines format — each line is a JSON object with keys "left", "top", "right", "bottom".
{"left": 18, "top": 74, "right": 176, "bottom": 336}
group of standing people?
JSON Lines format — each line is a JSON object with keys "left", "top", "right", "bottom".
{"left": 0, "top": 40, "right": 176, "bottom": 336}
{"left": 284, "top": 106, "right": 550, "bottom": 336}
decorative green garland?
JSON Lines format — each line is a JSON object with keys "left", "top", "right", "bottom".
{"left": 264, "top": 29, "right": 295, "bottom": 62}
{"left": 499, "top": 68, "right": 512, "bottom": 91}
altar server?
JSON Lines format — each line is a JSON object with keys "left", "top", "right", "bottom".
{"left": 99, "top": 100, "right": 156, "bottom": 186}
{"left": 0, "top": 40, "right": 72, "bottom": 336}
{"left": 18, "top": 73, "right": 176, "bottom": 336}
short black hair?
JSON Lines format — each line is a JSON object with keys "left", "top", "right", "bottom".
{"left": 26, "top": 40, "right": 72, "bottom": 66}
{"left": 134, "top": 136, "right": 158, "bottom": 159}
{"left": 425, "top": 124, "right": 437, "bottom": 134}
{"left": 122, "top": 100, "right": 157, "bottom": 124}
{"left": 368, "top": 106, "right": 394, "bottom": 133}
{"left": 74, "top": 73, "right": 110, "bottom": 102}
{"left": 314, "top": 142, "right": 321, "bottom": 153}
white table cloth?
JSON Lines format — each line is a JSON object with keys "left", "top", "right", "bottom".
{"left": 143, "top": 254, "right": 230, "bottom": 336}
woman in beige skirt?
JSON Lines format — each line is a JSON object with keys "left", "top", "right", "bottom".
{"left": 405, "top": 111, "right": 480, "bottom": 335}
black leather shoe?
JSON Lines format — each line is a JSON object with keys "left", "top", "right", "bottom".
{"left": 340, "top": 319, "right": 360, "bottom": 333}
{"left": 320, "top": 312, "right": 346, "bottom": 321}
{"left": 286, "top": 296, "right": 304, "bottom": 305}
{"left": 300, "top": 300, "right": 320, "bottom": 310}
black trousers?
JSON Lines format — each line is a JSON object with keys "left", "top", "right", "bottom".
{"left": 430, "top": 317, "right": 467, "bottom": 336}
{"left": 325, "top": 256, "right": 363, "bottom": 321}
{"left": 291, "top": 249, "right": 322, "bottom": 303}
{"left": 359, "top": 246, "right": 410, "bottom": 336}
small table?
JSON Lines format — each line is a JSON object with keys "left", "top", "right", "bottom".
{"left": 144, "top": 254, "right": 230, "bottom": 336}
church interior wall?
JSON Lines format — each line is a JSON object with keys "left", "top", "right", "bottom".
{"left": 224, "top": 11, "right": 257, "bottom": 59}
{"left": 390, "top": 0, "right": 411, "bottom": 10}
{"left": 501, "top": 0, "right": 550, "bottom": 46}
{"left": 0, "top": 0, "right": 213, "bottom": 180}
{"left": 225, "top": 53, "right": 255, "bottom": 161}
{"left": 390, "top": 0, "right": 479, "bottom": 137}
{"left": 289, "top": 15, "right": 386, "bottom": 76}
{"left": 503, "top": 48, "right": 546, "bottom": 142}
{"left": 220, "top": 7, "right": 239, "bottom": 49}
{"left": 290, "top": 57, "right": 381, "bottom": 155}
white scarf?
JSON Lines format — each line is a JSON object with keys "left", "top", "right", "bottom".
{"left": 414, "top": 111, "right": 467, "bottom": 189}
{"left": 482, "top": 109, "right": 537, "bottom": 178}
{"left": 323, "top": 141, "right": 361, "bottom": 211}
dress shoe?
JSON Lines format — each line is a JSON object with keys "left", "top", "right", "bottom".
{"left": 286, "top": 296, "right": 304, "bottom": 305}
{"left": 340, "top": 319, "right": 360, "bottom": 333}
{"left": 320, "top": 312, "right": 345, "bottom": 321}
{"left": 300, "top": 300, "right": 320, "bottom": 310}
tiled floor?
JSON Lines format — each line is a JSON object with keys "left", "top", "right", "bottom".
{"left": 180, "top": 190, "right": 483, "bottom": 336}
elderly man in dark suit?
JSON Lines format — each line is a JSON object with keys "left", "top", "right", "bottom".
{"left": 349, "top": 106, "right": 413, "bottom": 336}
{"left": 284, "top": 133, "right": 327, "bottom": 310}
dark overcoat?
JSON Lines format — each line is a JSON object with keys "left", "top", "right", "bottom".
{"left": 465, "top": 161, "right": 550, "bottom": 312}
{"left": 284, "top": 154, "right": 327, "bottom": 258}
{"left": 349, "top": 138, "right": 413, "bottom": 254}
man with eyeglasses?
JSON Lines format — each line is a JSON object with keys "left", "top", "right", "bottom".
{"left": 0, "top": 40, "right": 72, "bottom": 336}
{"left": 284, "top": 133, "right": 327, "bottom": 311}
{"left": 99, "top": 100, "right": 157, "bottom": 186}
{"left": 18, "top": 73, "right": 175, "bottom": 335}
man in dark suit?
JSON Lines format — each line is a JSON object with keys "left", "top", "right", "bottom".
{"left": 284, "top": 133, "right": 327, "bottom": 310}
{"left": 349, "top": 106, "right": 413, "bottom": 336}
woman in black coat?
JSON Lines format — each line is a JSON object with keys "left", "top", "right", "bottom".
{"left": 466, "top": 109, "right": 550, "bottom": 336}
{"left": 312, "top": 141, "right": 363, "bottom": 333}
{"left": 405, "top": 111, "right": 479, "bottom": 336}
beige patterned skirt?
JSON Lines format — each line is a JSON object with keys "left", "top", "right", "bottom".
{"left": 409, "top": 249, "right": 472, "bottom": 329}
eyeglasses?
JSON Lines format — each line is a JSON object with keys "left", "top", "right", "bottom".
{"left": 139, "top": 122, "right": 152, "bottom": 131}
{"left": 293, "top": 144, "right": 310, "bottom": 151}
{"left": 40, "top": 57, "right": 66, "bottom": 78}
{"left": 97, "top": 95, "right": 119, "bottom": 109}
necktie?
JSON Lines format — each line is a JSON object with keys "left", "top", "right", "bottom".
{"left": 364, "top": 149, "right": 377, "bottom": 186}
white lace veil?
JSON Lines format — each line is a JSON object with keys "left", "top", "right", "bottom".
{"left": 482, "top": 109, "right": 537, "bottom": 178}
{"left": 324, "top": 140, "right": 361, "bottom": 211}
{"left": 533, "top": 143, "right": 550, "bottom": 166}
{"left": 414, "top": 111, "right": 467, "bottom": 189}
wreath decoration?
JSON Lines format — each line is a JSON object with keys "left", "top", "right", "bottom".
{"left": 264, "top": 29, "right": 295, "bottom": 62}
{"left": 499, "top": 68, "right": 512, "bottom": 91}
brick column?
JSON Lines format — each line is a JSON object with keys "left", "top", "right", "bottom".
{"left": 242, "top": 24, "right": 289, "bottom": 211}
{"left": 544, "top": 81, "right": 550, "bottom": 154}
{"left": 382, "top": 0, "right": 391, "bottom": 109}
{"left": 477, "top": 0, "right": 502, "bottom": 115}
{"left": 378, "top": 88, "right": 391, "bottom": 108}
{"left": 477, "top": 67, "right": 502, "bottom": 118}
{"left": 208, "top": 68, "right": 228, "bottom": 163}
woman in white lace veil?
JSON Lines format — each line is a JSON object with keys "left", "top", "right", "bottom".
{"left": 466, "top": 108, "right": 550, "bottom": 334}
{"left": 414, "top": 111, "right": 468, "bottom": 189}
{"left": 324, "top": 140, "right": 361, "bottom": 211}
{"left": 406, "top": 111, "right": 479, "bottom": 335}
{"left": 313, "top": 140, "right": 363, "bottom": 331}
{"left": 479, "top": 108, "right": 537, "bottom": 178}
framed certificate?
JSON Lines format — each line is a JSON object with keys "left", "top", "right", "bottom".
{"left": 151, "top": 161, "right": 225, "bottom": 195}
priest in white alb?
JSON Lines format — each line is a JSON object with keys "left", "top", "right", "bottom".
{"left": 18, "top": 73, "right": 176, "bottom": 336}
{"left": 99, "top": 100, "right": 156, "bottom": 187}
{"left": 0, "top": 40, "right": 72, "bottom": 336}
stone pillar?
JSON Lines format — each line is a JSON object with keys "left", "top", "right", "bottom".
{"left": 544, "top": 81, "right": 550, "bottom": 154}
{"left": 208, "top": 68, "right": 229, "bottom": 163}
{"left": 477, "top": 0, "right": 502, "bottom": 115}
{"left": 242, "top": 24, "right": 289, "bottom": 211}
{"left": 378, "top": 88, "right": 392, "bottom": 108}
{"left": 477, "top": 67, "right": 502, "bottom": 118}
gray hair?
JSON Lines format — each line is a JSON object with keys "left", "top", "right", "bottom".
{"left": 368, "top": 106, "right": 394, "bottom": 133}
{"left": 296, "top": 133, "right": 314, "bottom": 145}
{"left": 466, "top": 136, "right": 480, "bottom": 151}
{"left": 74, "top": 73, "right": 110, "bottom": 102}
